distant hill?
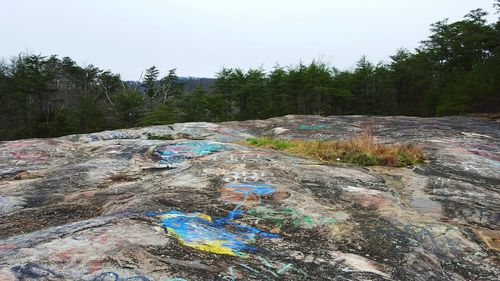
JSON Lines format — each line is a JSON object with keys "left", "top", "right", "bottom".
{"left": 178, "top": 77, "right": 216, "bottom": 93}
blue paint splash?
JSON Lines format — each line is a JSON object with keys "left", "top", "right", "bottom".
{"left": 153, "top": 182, "right": 280, "bottom": 256}
{"left": 156, "top": 209, "right": 279, "bottom": 256}
{"left": 155, "top": 141, "right": 226, "bottom": 164}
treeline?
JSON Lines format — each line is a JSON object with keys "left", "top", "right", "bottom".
{"left": 208, "top": 8, "right": 499, "bottom": 119}
{"left": 0, "top": 7, "right": 498, "bottom": 140}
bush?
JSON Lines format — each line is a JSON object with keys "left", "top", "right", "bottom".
{"left": 341, "top": 150, "right": 379, "bottom": 166}
{"left": 244, "top": 134, "right": 424, "bottom": 167}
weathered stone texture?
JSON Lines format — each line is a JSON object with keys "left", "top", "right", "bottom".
{"left": 0, "top": 115, "right": 498, "bottom": 280}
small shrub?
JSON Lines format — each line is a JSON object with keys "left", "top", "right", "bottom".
{"left": 379, "top": 155, "right": 397, "bottom": 166}
{"left": 341, "top": 151, "right": 379, "bottom": 166}
{"left": 147, "top": 134, "right": 174, "bottom": 140}
{"left": 395, "top": 150, "right": 419, "bottom": 167}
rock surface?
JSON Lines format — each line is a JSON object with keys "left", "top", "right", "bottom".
{"left": 0, "top": 115, "right": 498, "bottom": 281}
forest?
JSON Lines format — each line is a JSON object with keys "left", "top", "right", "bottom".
{"left": 0, "top": 7, "right": 498, "bottom": 140}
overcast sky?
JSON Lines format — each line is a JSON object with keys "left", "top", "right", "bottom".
{"left": 1, "top": 0, "right": 497, "bottom": 79}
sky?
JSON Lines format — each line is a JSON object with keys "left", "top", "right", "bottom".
{"left": 0, "top": 0, "right": 497, "bottom": 79}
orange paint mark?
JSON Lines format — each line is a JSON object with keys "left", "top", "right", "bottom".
{"left": 220, "top": 188, "right": 260, "bottom": 204}
{"left": 220, "top": 187, "right": 289, "bottom": 205}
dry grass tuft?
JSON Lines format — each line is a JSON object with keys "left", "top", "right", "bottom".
{"left": 245, "top": 133, "right": 424, "bottom": 167}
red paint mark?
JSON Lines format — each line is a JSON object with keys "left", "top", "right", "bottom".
{"left": 2, "top": 140, "right": 41, "bottom": 149}
{"left": 87, "top": 259, "right": 103, "bottom": 274}
{"left": 114, "top": 241, "right": 127, "bottom": 248}
{"left": 97, "top": 234, "right": 110, "bottom": 244}
{"left": 53, "top": 248, "right": 83, "bottom": 263}
{"left": 88, "top": 232, "right": 111, "bottom": 244}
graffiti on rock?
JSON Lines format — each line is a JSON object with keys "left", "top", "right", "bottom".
{"left": 208, "top": 126, "right": 248, "bottom": 142}
{"left": 238, "top": 255, "right": 308, "bottom": 279}
{"left": 93, "top": 272, "right": 187, "bottom": 281}
{"left": 11, "top": 262, "right": 62, "bottom": 279}
{"left": 156, "top": 210, "right": 279, "bottom": 256}
{"left": 433, "top": 139, "right": 500, "bottom": 163}
{"left": 8, "top": 151, "right": 50, "bottom": 162}
{"left": 210, "top": 151, "right": 274, "bottom": 162}
{"left": 222, "top": 170, "right": 274, "bottom": 183}
{"left": 297, "top": 124, "right": 332, "bottom": 130}
{"left": 247, "top": 206, "right": 336, "bottom": 229}
{"left": 88, "top": 131, "right": 139, "bottom": 141}
{"left": 0, "top": 139, "right": 71, "bottom": 165}
{"left": 152, "top": 180, "right": 287, "bottom": 256}
{"left": 467, "top": 148, "right": 500, "bottom": 162}
{"left": 154, "top": 141, "right": 226, "bottom": 165}
{"left": 1, "top": 139, "right": 59, "bottom": 150}
{"left": 154, "top": 182, "right": 282, "bottom": 256}
{"left": 221, "top": 182, "right": 276, "bottom": 207}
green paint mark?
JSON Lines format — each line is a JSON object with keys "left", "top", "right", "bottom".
{"left": 294, "top": 267, "right": 309, "bottom": 276}
{"left": 240, "top": 263, "right": 260, "bottom": 274}
{"left": 318, "top": 216, "right": 337, "bottom": 224}
{"left": 228, "top": 266, "right": 235, "bottom": 281}
{"left": 300, "top": 215, "right": 313, "bottom": 226}
{"left": 297, "top": 124, "right": 332, "bottom": 130}
{"left": 277, "top": 263, "right": 293, "bottom": 274}
{"left": 266, "top": 268, "right": 280, "bottom": 278}
{"left": 257, "top": 256, "right": 273, "bottom": 268}
{"left": 247, "top": 207, "right": 335, "bottom": 229}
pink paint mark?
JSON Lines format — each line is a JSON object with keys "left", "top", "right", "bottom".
{"left": 9, "top": 151, "right": 50, "bottom": 162}
{"left": 0, "top": 243, "right": 16, "bottom": 251}
{"left": 468, "top": 150, "right": 500, "bottom": 162}
{"left": 0, "top": 272, "right": 16, "bottom": 281}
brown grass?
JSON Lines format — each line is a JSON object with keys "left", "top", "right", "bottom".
{"left": 244, "top": 133, "right": 424, "bottom": 167}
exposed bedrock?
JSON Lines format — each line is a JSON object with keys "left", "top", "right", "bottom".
{"left": 0, "top": 115, "right": 498, "bottom": 280}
